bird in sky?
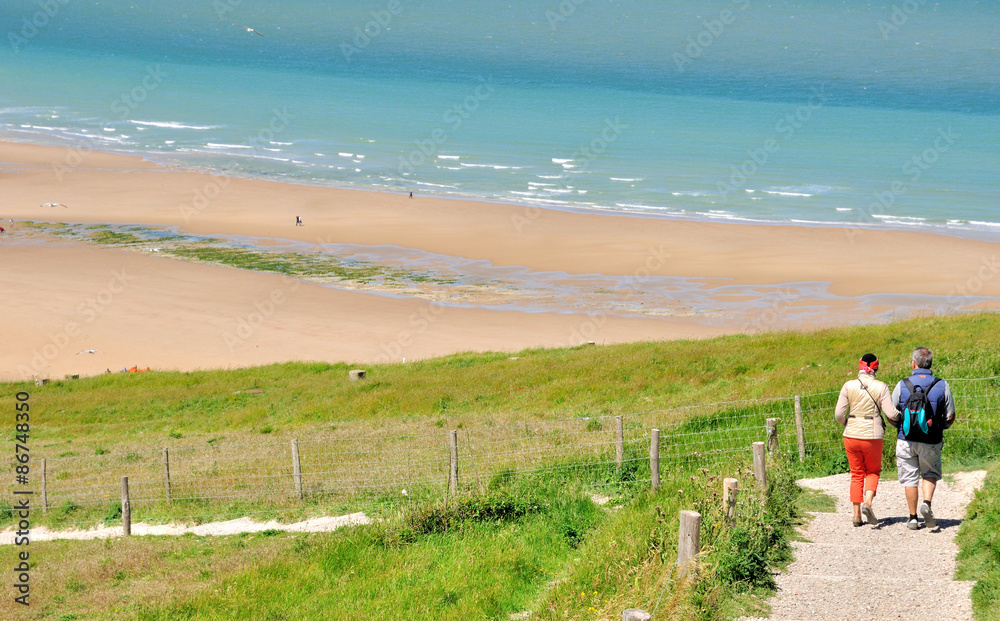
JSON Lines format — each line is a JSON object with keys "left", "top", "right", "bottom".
{"left": 41, "top": 202, "right": 68, "bottom": 207}
{"left": 235, "top": 24, "right": 265, "bottom": 37}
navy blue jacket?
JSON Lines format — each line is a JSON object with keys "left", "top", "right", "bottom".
{"left": 891, "top": 368, "right": 955, "bottom": 444}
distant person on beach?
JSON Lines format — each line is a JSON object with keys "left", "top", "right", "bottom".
{"left": 834, "top": 353, "right": 896, "bottom": 527}
{"left": 886, "top": 346, "right": 955, "bottom": 530}
{"left": 409, "top": 191, "right": 413, "bottom": 199}
{"left": 295, "top": 216, "right": 302, "bottom": 226}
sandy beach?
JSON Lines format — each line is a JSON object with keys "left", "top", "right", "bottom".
{"left": 2, "top": 140, "right": 999, "bottom": 381}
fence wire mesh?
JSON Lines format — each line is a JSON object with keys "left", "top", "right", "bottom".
{"left": 15, "top": 377, "right": 1000, "bottom": 520}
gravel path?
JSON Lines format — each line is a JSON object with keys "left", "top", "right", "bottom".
{"left": 746, "top": 470, "right": 986, "bottom": 621}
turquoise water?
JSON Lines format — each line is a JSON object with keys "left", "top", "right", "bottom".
{"left": 2, "top": 0, "right": 998, "bottom": 237}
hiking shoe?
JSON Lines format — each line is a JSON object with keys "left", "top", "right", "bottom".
{"left": 861, "top": 504, "right": 877, "bottom": 525}
{"left": 907, "top": 518, "right": 921, "bottom": 530}
{"left": 920, "top": 502, "right": 937, "bottom": 529}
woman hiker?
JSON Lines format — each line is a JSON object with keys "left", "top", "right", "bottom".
{"left": 834, "top": 353, "right": 897, "bottom": 526}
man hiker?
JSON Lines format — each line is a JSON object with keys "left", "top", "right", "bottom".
{"left": 887, "top": 346, "right": 956, "bottom": 530}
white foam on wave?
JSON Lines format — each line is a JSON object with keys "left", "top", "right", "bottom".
{"left": 969, "top": 220, "right": 1000, "bottom": 229}
{"left": 438, "top": 155, "right": 461, "bottom": 160}
{"left": 836, "top": 208, "right": 852, "bottom": 212}
{"left": 538, "top": 175, "right": 562, "bottom": 179}
{"left": 762, "top": 190, "right": 813, "bottom": 197}
{"left": 338, "top": 152, "right": 354, "bottom": 158}
{"left": 132, "top": 120, "right": 221, "bottom": 130}
{"left": 672, "top": 191, "right": 711, "bottom": 197}
{"left": 413, "top": 181, "right": 457, "bottom": 189}
{"left": 206, "top": 143, "right": 253, "bottom": 150}
{"left": 460, "top": 162, "right": 520, "bottom": 170}
{"left": 610, "top": 177, "right": 642, "bottom": 182}
{"left": 552, "top": 158, "right": 573, "bottom": 164}
{"left": 872, "top": 214, "right": 926, "bottom": 222}
{"left": 528, "top": 182, "right": 555, "bottom": 187}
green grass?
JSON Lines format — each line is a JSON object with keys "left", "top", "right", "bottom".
{"left": 0, "top": 458, "right": 802, "bottom": 620}
{"left": 957, "top": 464, "right": 1000, "bottom": 621}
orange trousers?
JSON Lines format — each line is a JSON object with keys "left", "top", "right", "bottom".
{"left": 844, "top": 437, "right": 882, "bottom": 504}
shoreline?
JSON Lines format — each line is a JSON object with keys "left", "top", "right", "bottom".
{"left": 3, "top": 139, "right": 1000, "bottom": 381}
{"left": 5, "top": 134, "right": 1000, "bottom": 245}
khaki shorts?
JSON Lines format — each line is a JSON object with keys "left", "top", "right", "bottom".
{"left": 896, "top": 439, "right": 943, "bottom": 487}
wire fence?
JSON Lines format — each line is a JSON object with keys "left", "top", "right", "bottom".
{"left": 18, "top": 376, "right": 1000, "bottom": 520}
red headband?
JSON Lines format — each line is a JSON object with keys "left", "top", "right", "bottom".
{"left": 859, "top": 358, "right": 879, "bottom": 373}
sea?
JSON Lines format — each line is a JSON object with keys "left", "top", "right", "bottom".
{"left": 1, "top": 0, "right": 999, "bottom": 238}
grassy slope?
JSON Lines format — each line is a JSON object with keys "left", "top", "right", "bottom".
{"left": 956, "top": 464, "right": 1000, "bottom": 621}
{"left": 2, "top": 313, "right": 999, "bottom": 620}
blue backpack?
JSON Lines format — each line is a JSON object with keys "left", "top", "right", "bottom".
{"left": 900, "top": 377, "right": 942, "bottom": 442}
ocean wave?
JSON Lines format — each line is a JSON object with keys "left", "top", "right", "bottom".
{"left": 872, "top": 214, "right": 926, "bottom": 222}
{"left": 460, "top": 163, "right": 521, "bottom": 170}
{"left": 761, "top": 190, "right": 813, "bottom": 197}
{"left": 765, "top": 185, "right": 834, "bottom": 195}
{"left": 552, "top": 158, "right": 574, "bottom": 164}
{"left": 537, "top": 175, "right": 562, "bottom": 179}
{"left": 206, "top": 143, "right": 253, "bottom": 149}
{"left": 413, "top": 181, "right": 457, "bottom": 189}
{"left": 969, "top": 220, "right": 1000, "bottom": 229}
{"left": 610, "top": 177, "right": 642, "bottom": 182}
{"left": 671, "top": 191, "right": 711, "bottom": 197}
{"left": 338, "top": 152, "right": 354, "bottom": 157}
{"left": 132, "top": 120, "right": 221, "bottom": 130}
{"left": 438, "top": 155, "right": 461, "bottom": 160}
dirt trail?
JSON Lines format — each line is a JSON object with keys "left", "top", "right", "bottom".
{"left": 748, "top": 470, "right": 985, "bottom": 621}
{"left": 0, "top": 512, "right": 370, "bottom": 544}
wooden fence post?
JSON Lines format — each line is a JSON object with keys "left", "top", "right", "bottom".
{"left": 449, "top": 430, "right": 459, "bottom": 495}
{"left": 677, "top": 510, "right": 702, "bottom": 579}
{"left": 615, "top": 416, "right": 624, "bottom": 467}
{"left": 291, "top": 439, "right": 303, "bottom": 500}
{"left": 121, "top": 476, "right": 131, "bottom": 537}
{"left": 752, "top": 442, "right": 767, "bottom": 490}
{"left": 41, "top": 458, "right": 48, "bottom": 514}
{"left": 162, "top": 448, "right": 172, "bottom": 503}
{"left": 723, "top": 477, "right": 739, "bottom": 525}
{"left": 766, "top": 417, "right": 779, "bottom": 454}
{"left": 622, "top": 609, "right": 652, "bottom": 621}
{"left": 650, "top": 429, "right": 660, "bottom": 491}
{"left": 794, "top": 395, "right": 806, "bottom": 462}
